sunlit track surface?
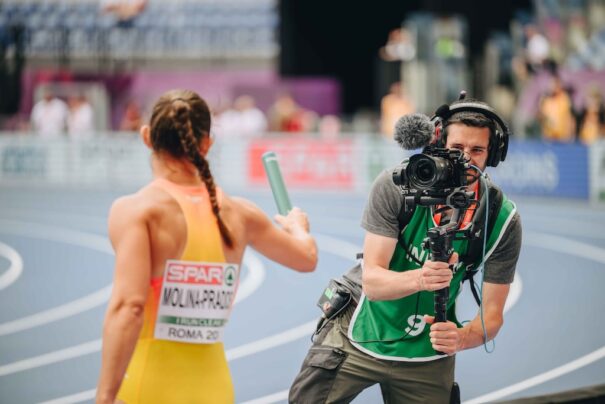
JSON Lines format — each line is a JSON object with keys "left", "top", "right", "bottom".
{"left": 1, "top": 186, "right": 604, "bottom": 404}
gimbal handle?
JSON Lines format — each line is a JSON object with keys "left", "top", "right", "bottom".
{"left": 424, "top": 223, "right": 457, "bottom": 356}
{"left": 425, "top": 226, "right": 455, "bottom": 323}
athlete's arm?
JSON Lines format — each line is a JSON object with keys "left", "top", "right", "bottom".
{"left": 96, "top": 197, "right": 152, "bottom": 404}
{"left": 362, "top": 231, "right": 456, "bottom": 301}
{"left": 425, "top": 282, "right": 509, "bottom": 355}
{"left": 235, "top": 197, "right": 317, "bottom": 272}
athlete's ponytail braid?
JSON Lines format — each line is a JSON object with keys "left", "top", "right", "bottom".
{"left": 149, "top": 89, "right": 234, "bottom": 248}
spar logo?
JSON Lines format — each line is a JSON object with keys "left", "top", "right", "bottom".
{"left": 166, "top": 262, "right": 225, "bottom": 285}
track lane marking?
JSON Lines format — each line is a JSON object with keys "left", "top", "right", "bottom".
{"left": 0, "top": 242, "right": 24, "bottom": 290}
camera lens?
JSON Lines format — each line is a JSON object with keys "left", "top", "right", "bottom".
{"left": 407, "top": 155, "right": 437, "bottom": 189}
{"left": 407, "top": 154, "right": 454, "bottom": 190}
{"left": 416, "top": 160, "right": 435, "bottom": 182}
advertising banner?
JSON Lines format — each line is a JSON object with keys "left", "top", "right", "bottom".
{"left": 488, "top": 140, "right": 589, "bottom": 199}
{"left": 248, "top": 138, "right": 356, "bottom": 190}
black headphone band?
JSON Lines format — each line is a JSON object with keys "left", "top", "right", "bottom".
{"left": 438, "top": 102, "right": 510, "bottom": 137}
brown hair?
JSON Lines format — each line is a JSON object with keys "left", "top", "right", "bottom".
{"left": 149, "top": 89, "right": 233, "bottom": 248}
{"left": 443, "top": 99, "right": 497, "bottom": 144}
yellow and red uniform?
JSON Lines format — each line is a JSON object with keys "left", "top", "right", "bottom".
{"left": 117, "top": 178, "right": 236, "bottom": 404}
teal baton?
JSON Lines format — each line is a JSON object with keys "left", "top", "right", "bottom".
{"left": 262, "top": 151, "right": 293, "bottom": 215}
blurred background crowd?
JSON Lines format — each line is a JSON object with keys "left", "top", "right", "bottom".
{"left": 0, "top": 0, "right": 603, "bottom": 144}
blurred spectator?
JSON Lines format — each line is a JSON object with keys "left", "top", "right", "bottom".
{"left": 267, "top": 92, "right": 313, "bottom": 133}
{"left": 578, "top": 87, "right": 605, "bottom": 144}
{"left": 566, "top": 14, "right": 589, "bottom": 54}
{"left": 31, "top": 90, "right": 68, "bottom": 138}
{"left": 101, "top": 0, "right": 147, "bottom": 27}
{"left": 538, "top": 76, "right": 575, "bottom": 142}
{"left": 216, "top": 95, "right": 267, "bottom": 138}
{"left": 380, "top": 82, "right": 415, "bottom": 138}
{"left": 119, "top": 99, "right": 143, "bottom": 131}
{"left": 318, "top": 115, "right": 342, "bottom": 140}
{"left": 379, "top": 28, "right": 416, "bottom": 62}
{"left": 67, "top": 94, "right": 95, "bottom": 139}
{"left": 294, "top": 108, "right": 319, "bottom": 133}
{"left": 268, "top": 92, "right": 298, "bottom": 132}
{"left": 524, "top": 24, "right": 550, "bottom": 74}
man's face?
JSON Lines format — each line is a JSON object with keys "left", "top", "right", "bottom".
{"left": 445, "top": 123, "right": 490, "bottom": 175}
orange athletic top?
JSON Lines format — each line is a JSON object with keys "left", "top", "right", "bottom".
{"left": 117, "top": 178, "right": 236, "bottom": 404}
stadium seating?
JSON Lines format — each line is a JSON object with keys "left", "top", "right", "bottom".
{"left": 0, "top": 0, "right": 279, "bottom": 61}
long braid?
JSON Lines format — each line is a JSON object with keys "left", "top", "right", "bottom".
{"left": 171, "top": 100, "right": 234, "bottom": 248}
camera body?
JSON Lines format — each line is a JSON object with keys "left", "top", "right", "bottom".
{"left": 392, "top": 145, "right": 473, "bottom": 209}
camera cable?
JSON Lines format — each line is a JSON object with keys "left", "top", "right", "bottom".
{"left": 470, "top": 166, "right": 495, "bottom": 353}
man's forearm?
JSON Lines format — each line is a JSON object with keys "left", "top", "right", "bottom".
{"left": 362, "top": 265, "right": 421, "bottom": 301}
{"left": 458, "top": 313, "right": 503, "bottom": 351}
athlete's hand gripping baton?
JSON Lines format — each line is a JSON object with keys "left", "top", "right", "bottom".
{"left": 262, "top": 151, "right": 293, "bottom": 215}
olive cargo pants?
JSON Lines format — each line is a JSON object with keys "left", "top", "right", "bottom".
{"left": 289, "top": 304, "right": 455, "bottom": 404}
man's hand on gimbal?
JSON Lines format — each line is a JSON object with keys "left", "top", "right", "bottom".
{"left": 415, "top": 252, "right": 458, "bottom": 292}
{"left": 424, "top": 315, "right": 467, "bottom": 356}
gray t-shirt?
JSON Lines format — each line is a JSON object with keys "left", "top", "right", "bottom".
{"left": 361, "top": 169, "right": 522, "bottom": 284}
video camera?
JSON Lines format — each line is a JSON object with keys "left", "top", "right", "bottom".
{"left": 391, "top": 145, "right": 474, "bottom": 211}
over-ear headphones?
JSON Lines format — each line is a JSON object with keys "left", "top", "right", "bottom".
{"left": 431, "top": 99, "right": 511, "bottom": 167}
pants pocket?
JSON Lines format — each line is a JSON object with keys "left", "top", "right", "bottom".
{"left": 289, "top": 345, "right": 347, "bottom": 404}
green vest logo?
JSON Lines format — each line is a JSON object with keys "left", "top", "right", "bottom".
{"left": 224, "top": 266, "right": 236, "bottom": 287}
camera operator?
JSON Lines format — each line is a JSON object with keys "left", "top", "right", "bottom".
{"left": 289, "top": 97, "right": 522, "bottom": 404}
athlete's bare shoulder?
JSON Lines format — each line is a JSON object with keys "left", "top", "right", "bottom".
{"left": 224, "top": 195, "right": 265, "bottom": 222}
{"left": 223, "top": 195, "right": 276, "bottom": 243}
{"left": 110, "top": 185, "right": 162, "bottom": 219}
{"left": 107, "top": 183, "right": 175, "bottom": 241}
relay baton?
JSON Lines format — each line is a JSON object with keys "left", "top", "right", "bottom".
{"left": 261, "top": 151, "right": 293, "bottom": 215}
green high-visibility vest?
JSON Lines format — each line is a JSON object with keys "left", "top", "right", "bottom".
{"left": 348, "top": 195, "right": 516, "bottom": 361}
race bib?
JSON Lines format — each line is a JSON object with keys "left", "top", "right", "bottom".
{"left": 154, "top": 260, "right": 239, "bottom": 344}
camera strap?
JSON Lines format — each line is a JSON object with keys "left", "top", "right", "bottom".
{"left": 460, "top": 179, "right": 503, "bottom": 305}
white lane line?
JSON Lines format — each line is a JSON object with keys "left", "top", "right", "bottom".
{"left": 0, "top": 209, "right": 108, "bottom": 230}
{"left": 8, "top": 318, "right": 316, "bottom": 398}
{"left": 0, "top": 340, "right": 102, "bottom": 377}
{"left": 227, "top": 320, "right": 317, "bottom": 361}
{"left": 0, "top": 242, "right": 24, "bottom": 290}
{"left": 0, "top": 220, "right": 113, "bottom": 336}
{"left": 525, "top": 232, "right": 605, "bottom": 264}
{"left": 0, "top": 219, "right": 114, "bottom": 255}
{"left": 464, "top": 346, "right": 605, "bottom": 404}
{"left": 0, "top": 286, "right": 113, "bottom": 337}
{"left": 313, "top": 233, "right": 361, "bottom": 260}
{"left": 38, "top": 389, "right": 96, "bottom": 404}
{"left": 0, "top": 220, "right": 265, "bottom": 336}
{"left": 235, "top": 251, "right": 265, "bottom": 304}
